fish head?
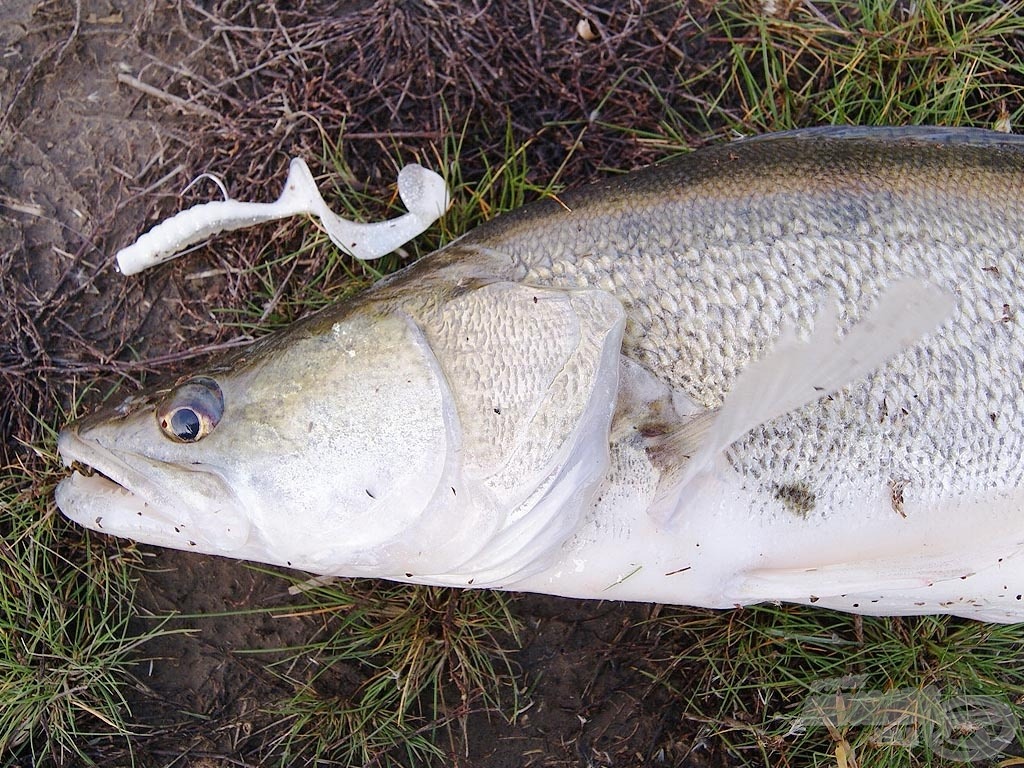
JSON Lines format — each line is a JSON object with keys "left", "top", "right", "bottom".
{"left": 56, "top": 278, "right": 628, "bottom": 585}
{"left": 56, "top": 300, "right": 463, "bottom": 575}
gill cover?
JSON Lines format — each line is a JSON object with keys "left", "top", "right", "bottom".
{"left": 409, "top": 281, "right": 626, "bottom": 586}
{"left": 237, "top": 308, "right": 460, "bottom": 573}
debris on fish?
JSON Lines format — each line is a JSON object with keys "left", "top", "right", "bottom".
{"left": 57, "top": 126, "right": 1024, "bottom": 622}
{"left": 114, "top": 159, "right": 450, "bottom": 275}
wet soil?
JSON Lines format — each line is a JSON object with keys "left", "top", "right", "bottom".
{"left": 2, "top": 1, "right": 747, "bottom": 766}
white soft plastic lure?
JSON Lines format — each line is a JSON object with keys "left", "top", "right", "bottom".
{"left": 57, "top": 127, "right": 1024, "bottom": 622}
{"left": 115, "top": 159, "right": 450, "bottom": 275}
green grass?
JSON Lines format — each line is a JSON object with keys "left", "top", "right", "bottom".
{"left": 729, "top": 0, "right": 1024, "bottom": 129}
{"left": 8, "top": 0, "right": 1024, "bottom": 765}
{"left": 0, "top": 413, "right": 168, "bottom": 765}
{"left": 645, "top": 606, "right": 1024, "bottom": 766}
{"left": 627, "top": 0, "right": 1024, "bottom": 144}
{"left": 260, "top": 582, "right": 521, "bottom": 766}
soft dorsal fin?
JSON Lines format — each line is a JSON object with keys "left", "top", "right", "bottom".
{"left": 652, "top": 279, "right": 955, "bottom": 524}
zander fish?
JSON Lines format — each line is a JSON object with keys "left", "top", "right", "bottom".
{"left": 56, "top": 127, "right": 1024, "bottom": 622}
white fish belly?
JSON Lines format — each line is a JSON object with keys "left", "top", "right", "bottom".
{"left": 515, "top": 452, "right": 1024, "bottom": 622}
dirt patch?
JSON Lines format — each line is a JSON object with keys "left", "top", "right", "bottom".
{"left": 3, "top": 1, "right": 748, "bottom": 766}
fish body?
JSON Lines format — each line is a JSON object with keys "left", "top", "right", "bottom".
{"left": 57, "top": 127, "right": 1024, "bottom": 621}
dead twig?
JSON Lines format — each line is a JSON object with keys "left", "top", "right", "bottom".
{"left": 116, "top": 73, "right": 222, "bottom": 121}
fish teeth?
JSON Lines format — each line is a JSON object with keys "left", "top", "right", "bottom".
{"left": 69, "top": 460, "right": 95, "bottom": 478}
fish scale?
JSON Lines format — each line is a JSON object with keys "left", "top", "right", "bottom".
{"left": 458, "top": 133, "right": 1024, "bottom": 509}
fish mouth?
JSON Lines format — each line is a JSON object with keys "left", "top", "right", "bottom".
{"left": 55, "top": 427, "right": 177, "bottom": 535}
{"left": 55, "top": 425, "right": 252, "bottom": 554}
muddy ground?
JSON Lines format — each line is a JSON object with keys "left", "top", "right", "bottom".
{"left": 2, "top": 1, "right": 784, "bottom": 766}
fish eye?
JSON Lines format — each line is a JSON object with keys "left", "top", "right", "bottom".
{"left": 156, "top": 377, "right": 224, "bottom": 443}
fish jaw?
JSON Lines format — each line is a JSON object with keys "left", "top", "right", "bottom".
{"left": 55, "top": 424, "right": 253, "bottom": 556}
{"left": 56, "top": 468, "right": 177, "bottom": 546}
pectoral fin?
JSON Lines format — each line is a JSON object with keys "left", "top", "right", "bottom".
{"left": 653, "top": 280, "right": 955, "bottom": 524}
